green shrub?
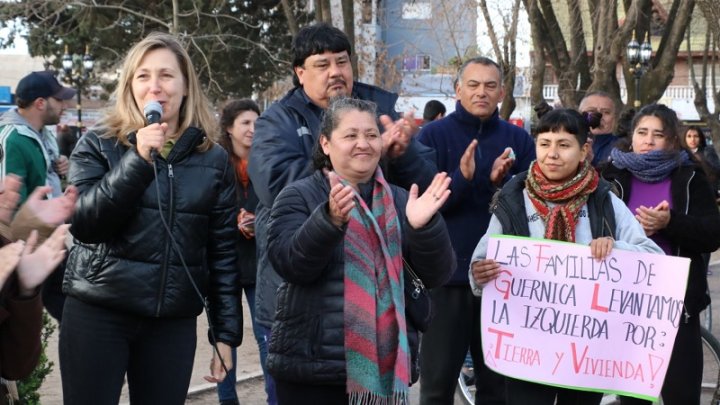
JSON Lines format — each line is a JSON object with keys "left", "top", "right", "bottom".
{"left": 17, "top": 312, "right": 55, "bottom": 405}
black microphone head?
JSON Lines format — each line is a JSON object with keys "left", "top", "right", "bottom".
{"left": 144, "top": 101, "right": 163, "bottom": 124}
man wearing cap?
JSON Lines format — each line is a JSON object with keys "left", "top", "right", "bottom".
{"left": 0, "top": 71, "right": 76, "bottom": 203}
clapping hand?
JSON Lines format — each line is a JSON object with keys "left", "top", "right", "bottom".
{"left": 460, "top": 140, "right": 478, "bottom": 181}
{"left": 0, "top": 175, "right": 22, "bottom": 224}
{"left": 406, "top": 172, "right": 451, "bottom": 229}
{"left": 635, "top": 200, "right": 670, "bottom": 236}
{"left": 0, "top": 241, "right": 24, "bottom": 290}
{"left": 25, "top": 185, "right": 78, "bottom": 226}
{"left": 380, "top": 113, "right": 415, "bottom": 159}
{"left": 327, "top": 171, "right": 355, "bottom": 227}
{"left": 16, "top": 225, "right": 70, "bottom": 297}
{"left": 490, "top": 147, "right": 515, "bottom": 187}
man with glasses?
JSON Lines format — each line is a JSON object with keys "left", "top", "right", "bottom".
{"left": 578, "top": 91, "right": 620, "bottom": 167}
{"left": 0, "top": 71, "right": 76, "bottom": 203}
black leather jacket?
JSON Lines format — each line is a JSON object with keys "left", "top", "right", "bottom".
{"left": 265, "top": 171, "right": 454, "bottom": 385}
{"left": 65, "top": 128, "right": 242, "bottom": 346}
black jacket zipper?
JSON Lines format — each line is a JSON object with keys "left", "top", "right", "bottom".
{"left": 155, "top": 163, "right": 175, "bottom": 316}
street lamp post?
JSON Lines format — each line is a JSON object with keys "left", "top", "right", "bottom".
{"left": 626, "top": 31, "right": 653, "bottom": 108}
{"left": 61, "top": 45, "right": 94, "bottom": 130}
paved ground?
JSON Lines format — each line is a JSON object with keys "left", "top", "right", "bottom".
{"left": 39, "top": 251, "right": 720, "bottom": 404}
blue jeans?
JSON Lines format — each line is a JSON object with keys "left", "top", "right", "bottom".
{"left": 216, "top": 285, "right": 277, "bottom": 404}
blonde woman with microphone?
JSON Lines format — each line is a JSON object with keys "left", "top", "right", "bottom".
{"left": 60, "top": 32, "right": 241, "bottom": 404}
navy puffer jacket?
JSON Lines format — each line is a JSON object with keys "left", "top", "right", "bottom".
{"left": 265, "top": 171, "right": 454, "bottom": 384}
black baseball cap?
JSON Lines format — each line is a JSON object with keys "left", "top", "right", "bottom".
{"left": 15, "top": 71, "right": 76, "bottom": 102}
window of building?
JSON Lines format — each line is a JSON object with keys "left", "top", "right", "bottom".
{"left": 403, "top": 54, "right": 431, "bottom": 71}
{"left": 402, "top": 1, "right": 431, "bottom": 20}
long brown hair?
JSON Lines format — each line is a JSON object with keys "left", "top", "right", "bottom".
{"left": 216, "top": 98, "right": 260, "bottom": 163}
{"left": 95, "top": 32, "right": 217, "bottom": 151}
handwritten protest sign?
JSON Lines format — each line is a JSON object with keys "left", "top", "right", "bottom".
{"left": 481, "top": 235, "right": 690, "bottom": 402}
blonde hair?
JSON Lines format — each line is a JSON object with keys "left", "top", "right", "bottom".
{"left": 96, "top": 32, "right": 217, "bottom": 151}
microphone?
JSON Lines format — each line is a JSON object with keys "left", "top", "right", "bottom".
{"left": 144, "top": 101, "right": 163, "bottom": 125}
{"left": 143, "top": 101, "right": 163, "bottom": 159}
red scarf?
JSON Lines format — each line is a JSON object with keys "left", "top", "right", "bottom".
{"left": 525, "top": 159, "right": 599, "bottom": 242}
{"left": 233, "top": 158, "right": 250, "bottom": 191}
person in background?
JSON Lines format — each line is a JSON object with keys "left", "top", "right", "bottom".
{"left": 602, "top": 104, "right": 720, "bottom": 405}
{"left": 682, "top": 125, "right": 720, "bottom": 194}
{"left": 214, "top": 98, "right": 275, "bottom": 405}
{"left": 0, "top": 71, "right": 73, "bottom": 203}
{"left": 0, "top": 71, "right": 75, "bottom": 322}
{"left": 578, "top": 91, "right": 620, "bottom": 167}
{"left": 60, "top": 32, "right": 241, "bottom": 404}
{"left": 248, "top": 23, "right": 438, "bottom": 386}
{"left": 615, "top": 107, "right": 636, "bottom": 139}
{"left": 422, "top": 100, "right": 446, "bottom": 125}
{"left": 417, "top": 56, "right": 535, "bottom": 405}
{"left": 56, "top": 124, "right": 80, "bottom": 158}
{"left": 265, "top": 97, "right": 454, "bottom": 404}
{"left": 470, "top": 108, "right": 662, "bottom": 405}
{"left": 0, "top": 169, "right": 75, "bottom": 402}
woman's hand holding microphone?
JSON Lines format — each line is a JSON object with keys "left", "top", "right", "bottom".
{"left": 136, "top": 122, "right": 169, "bottom": 163}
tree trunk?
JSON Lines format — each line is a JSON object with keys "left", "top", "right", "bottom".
{"left": 341, "top": 0, "right": 357, "bottom": 74}
{"left": 314, "top": 0, "right": 332, "bottom": 23}
{"left": 642, "top": 0, "right": 695, "bottom": 104}
{"left": 281, "top": 0, "right": 299, "bottom": 37}
{"left": 528, "top": 0, "right": 546, "bottom": 109}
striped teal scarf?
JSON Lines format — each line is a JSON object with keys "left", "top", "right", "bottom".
{"left": 339, "top": 168, "right": 410, "bottom": 405}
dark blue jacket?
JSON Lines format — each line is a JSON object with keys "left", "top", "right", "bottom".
{"left": 591, "top": 133, "right": 620, "bottom": 167}
{"left": 266, "top": 171, "right": 454, "bottom": 384}
{"left": 248, "top": 82, "right": 439, "bottom": 328}
{"left": 417, "top": 101, "right": 535, "bottom": 285}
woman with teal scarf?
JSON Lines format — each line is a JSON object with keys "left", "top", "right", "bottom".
{"left": 265, "top": 97, "right": 454, "bottom": 404}
{"left": 601, "top": 104, "right": 720, "bottom": 405}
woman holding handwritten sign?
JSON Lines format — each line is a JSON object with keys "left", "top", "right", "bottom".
{"left": 601, "top": 104, "right": 720, "bottom": 405}
{"left": 469, "top": 108, "right": 662, "bottom": 404}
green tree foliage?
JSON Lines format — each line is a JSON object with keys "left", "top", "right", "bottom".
{"left": 0, "top": 0, "right": 312, "bottom": 100}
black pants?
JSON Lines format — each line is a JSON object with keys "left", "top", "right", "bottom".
{"left": 419, "top": 285, "right": 506, "bottom": 404}
{"left": 620, "top": 315, "right": 702, "bottom": 405}
{"left": 275, "top": 379, "right": 348, "bottom": 405}
{"left": 42, "top": 257, "right": 67, "bottom": 322}
{"left": 505, "top": 378, "right": 603, "bottom": 405}
{"left": 59, "top": 297, "right": 197, "bottom": 405}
